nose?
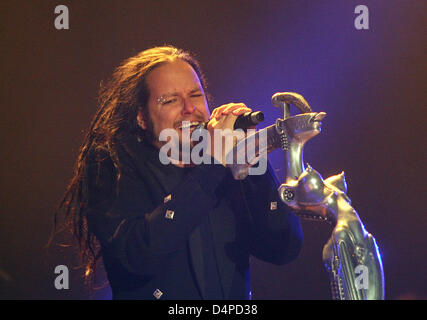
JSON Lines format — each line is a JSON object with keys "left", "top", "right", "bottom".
{"left": 181, "top": 97, "right": 196, "bottom": 115}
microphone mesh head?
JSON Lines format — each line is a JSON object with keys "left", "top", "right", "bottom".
{"left": 252, "top": 111, "right": 264, "bottom": 124}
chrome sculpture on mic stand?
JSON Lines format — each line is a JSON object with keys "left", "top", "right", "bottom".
{"left": 229, "top": 92, "right": 385, "bottom": 300}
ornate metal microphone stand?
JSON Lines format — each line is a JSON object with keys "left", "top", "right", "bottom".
{"left": 230, "top": 92, "right": 385, "bottom": 300}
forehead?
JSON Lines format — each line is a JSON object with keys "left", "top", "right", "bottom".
{"left": 146, "top": 59, "right": 202, "bottom": 97}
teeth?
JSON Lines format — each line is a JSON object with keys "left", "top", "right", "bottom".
{"left": 178, "top": 121, "right": 201, "bottom": 129}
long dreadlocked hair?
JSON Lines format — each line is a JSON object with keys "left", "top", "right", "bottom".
{"left": 49, "top": 45, "right": 209, "bottom": 287}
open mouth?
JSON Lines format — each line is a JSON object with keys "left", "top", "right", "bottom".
{"left": 176, "top": 121, "right": 203, "bottom": 131}
{"left": 311, "top": 112, "right": 326, "bottom": 122}
{"left": 309, "top": 112, "right": 326, "bottom": 124}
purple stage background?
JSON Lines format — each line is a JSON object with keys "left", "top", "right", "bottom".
{"left": 0, "top": 0, "right": 425, "bottom": 299}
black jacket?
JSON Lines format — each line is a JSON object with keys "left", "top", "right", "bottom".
{"left": 85, "top": 133, "right": 303, "bottom": 299}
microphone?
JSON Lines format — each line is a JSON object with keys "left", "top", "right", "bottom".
{"left": 196, "top": 111, "right": 265, "bottom": 131}
{"left": 233, "top": 111, "right": 264, "bottom": 129}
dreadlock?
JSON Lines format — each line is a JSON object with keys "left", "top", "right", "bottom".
{"left": 49, "top": 45, "right": 209, "bottom": 288}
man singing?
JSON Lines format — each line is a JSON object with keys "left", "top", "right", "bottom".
{"left": 54, "top": 46, "right": 303, "bottom": 299}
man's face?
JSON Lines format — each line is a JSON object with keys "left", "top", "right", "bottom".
{"left": 138, "top": 59, "right": 210, "bottom": 149}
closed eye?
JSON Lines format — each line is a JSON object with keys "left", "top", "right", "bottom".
{"left": 161, "top": 97, "right": 178, "bottom": 105}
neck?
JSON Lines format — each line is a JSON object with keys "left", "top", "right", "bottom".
{"left": 285, "top": 142, "right": 305, "bottom": 183}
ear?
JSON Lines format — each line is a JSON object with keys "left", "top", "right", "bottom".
{"left": 324, "top": 171, "right": 347, "bottom": 193}
{"left": 137, "top": 109, "right": 147, "bottom": 130}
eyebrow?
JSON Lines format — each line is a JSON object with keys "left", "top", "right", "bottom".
{"left": 157, "top": 87, "right": 203, "bottom": 101}
{"left": 189, "top": 87, "right": 202, "bottom": 94}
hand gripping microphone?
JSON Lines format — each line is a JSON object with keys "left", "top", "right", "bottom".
{"left": 197, "top": 111, "right": 265, "bottom": 130}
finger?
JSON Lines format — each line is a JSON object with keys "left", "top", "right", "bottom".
{"left": 221, "top": 103, "right": 247, "bottom": 115}
{"left": 210, "top": 107, "right": 220, "bottom": 120}
{"left": 210, "top": 103, "right": 231, "bottom": 120}
{"left": 208, "top": 112, "right": 234, "bottom": 130}
{"left": 221, "top": 112, "right": 239, "bottom": 130}
{"left": 214, "top": 106, "right": 252, "bottom": 129}
{"left": 207, "top": 116, "right": 223, "bottom": 130}
{"left": 211, "top": 103, "right": 236, "bottom": 119}
{"left": 231, "top": 106, "right": 252, "bottom": 116}
{"left": 216, "top": 103, "right": 247, "bottom": 120}
{"left": 211, "top": 103, "right": 251, "bottom": 124}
